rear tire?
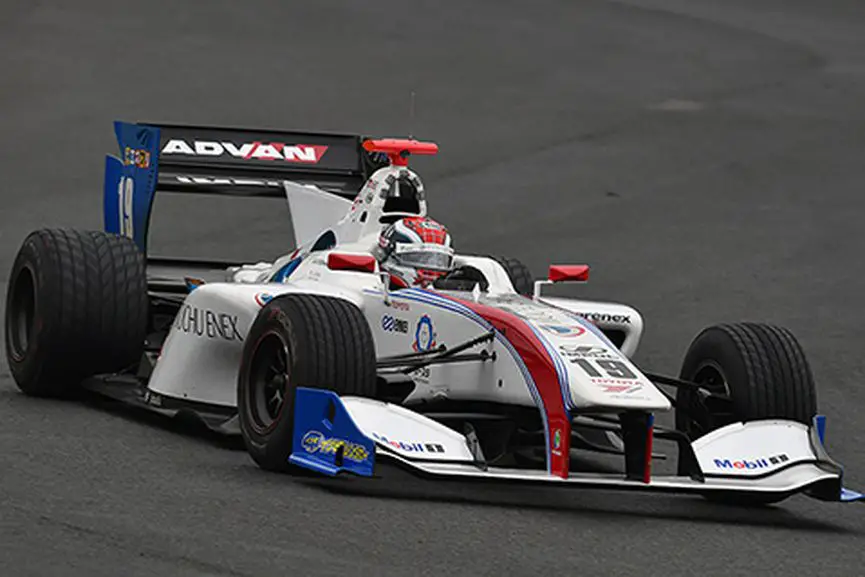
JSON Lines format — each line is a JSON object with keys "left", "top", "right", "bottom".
{"left": 489, "top": 255, "right": 533, "bottom": 296}
{"left": 4, "top": 229, "right": 148, "bottom": 397}
{"left": 237, "top": 294, "right": 377, "bottom": 472}
{"left": 676, "top": 322, "right": 817, "bottom": 506}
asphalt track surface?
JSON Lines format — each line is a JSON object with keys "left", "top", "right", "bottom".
{"left": 3, "top": 1, "right": 865, "bottom": 575}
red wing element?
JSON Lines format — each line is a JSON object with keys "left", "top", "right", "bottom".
{"left": 433, "top": 293, "right": 572, "bottom": 479}
{"left": 548, "top": 265, "right": 590, "bottom": 283}
{"left": 362, "top": 138, "right": 439, "bottom": 167}
{"left": 327, "top": 253, "right": 377, "bottom": 273}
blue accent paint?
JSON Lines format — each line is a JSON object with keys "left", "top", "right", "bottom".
{"left": 572, "top": 313, "right": 620, "bottom": 349}
{"left": 103, "top": 121, "right": 161, "bottom": 253}
{"left": 255, "top": 292, "right": 274, "bottom": 307}
{"left": 103, "top": 155, "right": 123, "bottom": 234}
{"left": 184, "top": 278, "right": 205, "bottom": 293}
{"left": 810, "top": 415, "right": 865, "bottom": 503}
{"left": 840, "top": 488, "right": 865, "bottom": 502}
{"left": 525, "top": 321, "right": 575, "bottom": 409}
{"left": 815, "top": 414, "right": 827, "bottom": 446}
{"left": 289, "top": 388, "right": 375, "bottom": 477}
{"left": 549, "top": 303, "right": 620, "bottom": 350}
{"left": 271, "top": 257, "right": 302, "bottom": 282}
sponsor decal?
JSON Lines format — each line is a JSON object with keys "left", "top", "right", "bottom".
{"left": 538, "top": 324, "right": 585, "bottom": 338}
{"left": 552, "top": 428, "right": 564, "bottom": 456}
{"left": 124, "top": 146, "right": 151, "bottom": 168}
{"left": 411, "top": 365, "right": 431, "bottom": 383}
{"left": 496, "top": 301, "right": 584, "bottom": 332}
{"left": 184, "top": 277, "right": 205, "bottom": 293}
{"left": 413, "top": 314, "right": 437, "bottom": 352}
{"left": 381, "top": 314, "right": 409, "bottom": 334}
{"left": 559, "top": 344, "right": 614, "bottom": 359}
{"left": 574, "top": 312, "right": 632, "bottom": 325}
{"left": 301, "top": 430, "right": 369, "bottom": 463}
{"left": 714, "top": 454, "right": 790, "bottom": 470}
{"left": 385, "top": 299, "right": 410, "bottom": 312}
{"left": 596, "top": 381, "right": 644, "bottom": 394}
{"left": 255, "top": 293, "right": 274, "bottom": 308}
{"left": 372, "top": 433, "right": 445, "bottom": 453}
{"left": 360, "top": 177, "right": 378, "bottom": 203}
{"left": 143, "top": 390, "right": 162, "bottom": 407}
{"left": 161, "top": 139, "right": 329, "bottom": 164}
{"left": 174, "top": 305, "right": 243, "bottom": 341}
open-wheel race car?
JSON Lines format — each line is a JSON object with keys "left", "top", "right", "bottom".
{"left": 4, "top": 120, "right": 863, "bottom": 506}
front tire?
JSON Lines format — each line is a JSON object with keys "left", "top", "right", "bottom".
{"left": 237, "top": 294, "right": 377, "bottom": 472}
{"left": 676, "top": 322, "right": 817, "bottom": 438}
{"left": 4, "top": 229, "right": 148, "bottom": 396}
{"left": 676, "top": 322, "right": 817, "bottom": 506}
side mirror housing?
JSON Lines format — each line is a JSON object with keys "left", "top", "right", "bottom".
{"left": 533, "top": 264, "right": 590, "bottom": 300}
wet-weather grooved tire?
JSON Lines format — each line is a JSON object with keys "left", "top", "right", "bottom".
{"left": 676, "top": 322, "right": 817, "bottom": 438}
{"left": 676, "top": 322, "right": 818, "bottom": 506}
{"left": 4, "top": 228, "right": 148, "bottom": 397}
{"left": 237, "top": 294, "right": 377, "bottom": 472}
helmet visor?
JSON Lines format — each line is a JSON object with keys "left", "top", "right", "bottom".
{"left": 393, "top": 243, "right": 454, "bottom": 271}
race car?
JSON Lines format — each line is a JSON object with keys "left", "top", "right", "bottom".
{"left": 4, "top": 120, "right": 863, "bottom": 506}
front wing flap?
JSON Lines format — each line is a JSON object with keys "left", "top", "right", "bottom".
{"left": 289, "top": 388, "right": 864, "bottom": 504}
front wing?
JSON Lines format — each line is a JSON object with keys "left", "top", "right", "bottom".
{"left": 290, "top": 388, "right": 864, "bottom": 504}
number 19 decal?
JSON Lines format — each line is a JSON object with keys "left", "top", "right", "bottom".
{"left": 118, "top": 176, "right": 134, "bottom": 239}
{"left": 572, "top": 358, "right": 637, "bottom": 379}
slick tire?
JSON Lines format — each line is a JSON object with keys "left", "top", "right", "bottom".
{"left": 676, "top": 322, "right": 817, "bottom": 506}
{"left": 237, "top": 294, "right": 377, "bottom": 472}
{"left": 489, "top": 255, "right": 534, "bottom": 296}
{"left": 4, "top": 229, "right": 148, "bottom": 397}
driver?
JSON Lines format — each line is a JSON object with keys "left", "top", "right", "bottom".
{"left": 373, "top": 216, "right": 454, "bottom": 288}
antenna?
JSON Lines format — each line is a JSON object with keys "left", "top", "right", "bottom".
{"left": 408, "top": 91, "right": 416, "bottom": 140}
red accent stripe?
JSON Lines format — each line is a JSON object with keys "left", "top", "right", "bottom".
{"left": 438, "top": 294, "right": 571, "bottom": 478}
{"left": 643, "top": 422, "right": 654, "bottom": 484}
{"left": 390, "top": 274, "right": 409, "bottom": 289}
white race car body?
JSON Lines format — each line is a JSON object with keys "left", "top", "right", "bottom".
{"left": 89, "top": 121, "right": 862, "bottom": 504}
{"left": 148, "top": 261, "right": 657, "bottom": 412}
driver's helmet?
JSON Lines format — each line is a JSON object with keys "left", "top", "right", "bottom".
{"left": 373, "top": 216, "right": 454, "bottom": 288}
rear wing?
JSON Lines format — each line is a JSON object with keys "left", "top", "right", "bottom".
{"left": 103, "top": 121, "right": 381, "bottom": 255}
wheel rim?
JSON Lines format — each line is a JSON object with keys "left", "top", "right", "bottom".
{"left": 7, "top": 266, "right": 36, "bottom": 362}
{"left": 246, "top": 331, "right": 291, "bottom": 433}
{"left": 693, "top": 362, "right": 731, "bottom": 397}
{"left": 685, "top": 361, "right": 732, "bottom": 437}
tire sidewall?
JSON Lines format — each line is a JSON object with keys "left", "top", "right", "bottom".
{"left": 5, "top": 234, "right": 58, "bottom": 392}
{"left": 677, "top": 327, "right": 750, "bottom": 434}
{"left": 237, "top": 301, "right": 300, "bottom": 470}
